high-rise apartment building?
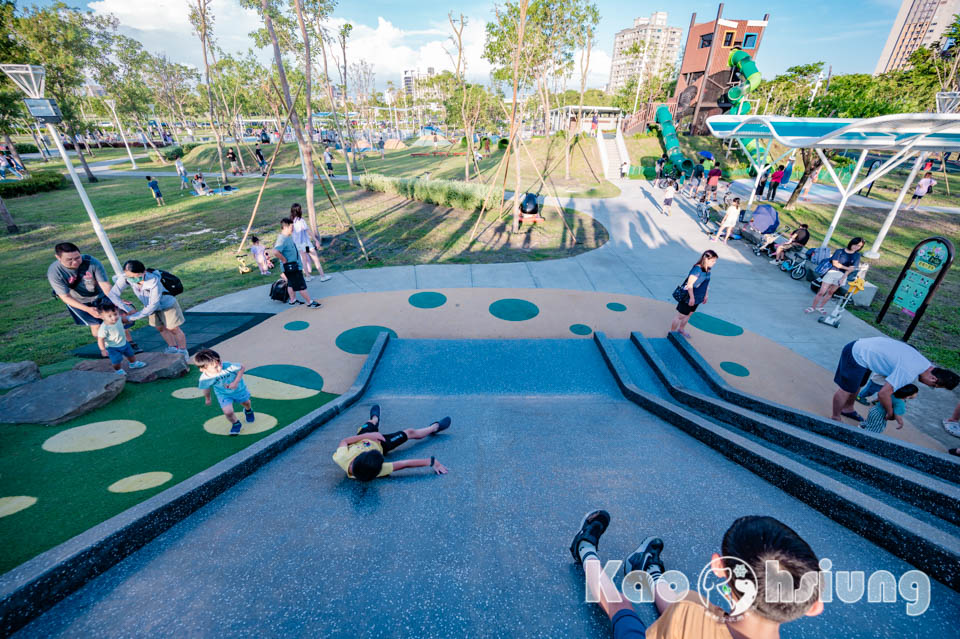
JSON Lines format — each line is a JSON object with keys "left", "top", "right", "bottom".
{"left": 875, "top": 0, "right": 960, "bottom": 74}
{"left": 607, "top": 12, "right": 683, "bottom": 93}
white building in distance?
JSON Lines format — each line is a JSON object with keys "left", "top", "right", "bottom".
{"left": 875, "top": 0, "right": 960, "bottom": 74}
{"left": 607, "top": 12, "right": 683, "bottom": 93}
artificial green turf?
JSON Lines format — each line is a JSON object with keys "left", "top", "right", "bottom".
{"left": 0, "top": 369, "right": 337, "bottom": 573}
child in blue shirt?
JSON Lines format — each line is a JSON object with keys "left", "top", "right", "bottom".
{"left": 145, "top": 176, "right": 165, "bottom": 206}
{"left": 195, "top": 348, "right": 254, "bottom": 436}
{"left": 863, "top": 384, "right": 917, "bottom": 433}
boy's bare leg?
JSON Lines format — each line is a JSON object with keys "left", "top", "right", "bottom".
{"left": 403, "top": 422, "right": 442, "bottom": 440}
{"left": 222, "top": 404, "right": 238, "bottom": 423}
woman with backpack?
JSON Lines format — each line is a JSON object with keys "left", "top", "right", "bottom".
{"left": 807, "top": 237, "right": 864, "bottom": 315}
{"left": 108, "top": 259, "right": 188, "bottom": 357}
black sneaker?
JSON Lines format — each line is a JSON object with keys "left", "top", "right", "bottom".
{"left": 244, "top": 408, "right": 255, "bottom": 423}
{"left": 433, "top": 416, "right": 451, "bottom": 434}
{"left": 625, "top": 536, "right": 665, "bottom": 579}
{"left": 370, "top": 404, "right": 381, "bottom": 423}
{"left": 229, "top": 421, "right": 243, "bottom": 436}
{"left": 307, "top": 301, "right": 322, "bottom": 308}
{"left": 569, "top": 510, "right": 610, "bottom": 565}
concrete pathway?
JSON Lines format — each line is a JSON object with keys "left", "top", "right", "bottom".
{"left": 183, "top": 176, "right": 960, "bottom": 448}
{"left": 730, "top": 178, "right": 960, "bottom": 215}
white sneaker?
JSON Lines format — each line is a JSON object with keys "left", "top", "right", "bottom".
{"left": 304, "top": 275, "right": 314, "bottom": 281}
{"left": 115, "top": 369, "right": 127, "bottom": 376}
{"left": 944, "top": 420, "right": 960, "bottom": 438}
{"left": 128, "top": 361, "right": 147, "bottom": 369}
{"left": 163, "top": 346, "right": 180, "bottom": 354}
{"left": 319, "top": 275, "right": 332, "bottom": 282}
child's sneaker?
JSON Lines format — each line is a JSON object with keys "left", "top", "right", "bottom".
{"left": 433, "top": 416, "right": 451, "bottom": 434}
{"left": 244, "top": 408, "right": 255, "bottom": 423}
{"left": 319, "top": 275, "right": 332, "bottom": 282}
{"left": 569, "top": 510, "right": 610, "bottom": 564}
{"left": 128, "top": 361, "right": 147, "bottom": 369}
{"left": 114, "top": 369, "right": 127, "bottom": 376}
{"left": 307, "top": 301, "right": 322, "bottom": 308}
{"left": 163, "top": 346, "right": 181, "bottom": 354}
{"left": 625, "top": 536, "right": 665, "bottom": 580}
{"left": 370, "top": 404, "right": 381, "bottom": 422}
{"left": 304, "top": 274, "right": 314, "bottom": 281}
{"left": 229, "top": 421, "right": 243, "bottom": 436}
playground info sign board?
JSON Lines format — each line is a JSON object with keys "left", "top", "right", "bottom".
{"left": 892, "top": 240, "right": 949, "bottom": 317}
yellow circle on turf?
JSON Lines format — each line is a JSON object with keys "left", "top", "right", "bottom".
{"left": 203, "top": 412, "right": 278, "bottom": 436}
{"left": 172, "top": 387, "right": 205, "bottom": 399}
{"left": 108, "top": 471, "right": 173, "bottom": 493}
{"left": 42, "top": 420, "right": 147, "bottom": 453}
{"left": 0, "top": 496, "right": 37, "bottom": 518}
{"left": 245, "top": 375, "right": 320, "bottom": 400}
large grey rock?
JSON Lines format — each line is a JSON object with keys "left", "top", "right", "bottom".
{"left": 73, "top": 352, "right": 189, "bottom": 383}
{"left": 0, "top": 371, "right": 125, "bottom": 425}
{"left": 0, "top": 361, "right": 41, "bottom": 390}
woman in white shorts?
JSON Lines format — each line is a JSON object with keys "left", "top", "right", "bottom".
{"left": 807, "top": 237, "right": 864, "bottom": 314}
{"left": 290, "top": 203, "right": 331, "bottom": 282}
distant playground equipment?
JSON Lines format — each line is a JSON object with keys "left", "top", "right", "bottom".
{"left": 411, "top": 135, "right": 452, "bottom": 147}
{"left": 654, "top": 105, "right": 694, "bottom": 179}
{"left": 383, "top": 139, "right": 407, "bottom": 150}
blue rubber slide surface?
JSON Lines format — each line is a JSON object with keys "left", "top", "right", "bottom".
{"left": 15, "top": 340, "right": 960, "bottom": 638}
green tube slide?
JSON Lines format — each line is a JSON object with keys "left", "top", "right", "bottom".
{"left": 727, "top": 49, "right": 761, "bottom": 103}
{"left": 655, "top": 105, "right": 694, "bottom": 176}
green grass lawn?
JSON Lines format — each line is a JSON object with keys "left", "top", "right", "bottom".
{"left": 18, "top": 147, "right": 154, "bottom": 174}
{"left": 771, "top": 201, "right": 959, "bottom": 370}
{"left": 0, "top": 366, "right": 338, "bottom": 574}
{"left": 113, "top": 136, "right": 621, "bottom": 199}
{"left": 1, "top": 176, "right": 606, "bottom": 366}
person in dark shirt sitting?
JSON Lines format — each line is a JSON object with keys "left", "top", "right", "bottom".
{"left": 769, "top": 223, "right": 810, "bottom": 265}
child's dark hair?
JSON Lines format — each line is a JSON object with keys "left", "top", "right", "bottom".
{"left": 281, "top": 217, "right": 294, "bottom": 228}
{"left": 894, "top": 384, "right": 919, "bottom": 399}
{"left": 251, "top": 235, "right": 260, "bottom": 244}
{"left": 99, "top": 301, "right": 118, "bottom": 314}
{"left": 145, "top": 176, "right": 151, "bottom": 181}
{"left": 932, "top": 368, "right": 959, "bottom": 390}
{"left": 352, "top": 450, "right": 384, "bottom": 481}
{"left": 722, "top": 516, "right": 820, "bottom": 623}
{"left": 290, "top": 203, "right": 303, "bottom": 219}
{"left": 193, "top": 349, "right": 222, "bottom": 367}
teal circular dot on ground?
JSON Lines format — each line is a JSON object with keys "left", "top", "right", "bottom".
{"left": 283, "top": 321, "right": 310, "bottom": 331}
{"left": 335, "top": 326, "right": 398, "bottom": 354}
{"left": 688, "top": 313, "right": 744, "bottom": 337}
{"left": 569, "top": 324, "right": 592, "bottom": 336}
{"left": 246, "top": 364, "right": 325, "bottom": 390}
{"left": 489, "top": 298, "right": 539, "bottom": 322}
{"left": 606, "top": 302, "right": 627, "bottom": 312}
{"left": 720, "top": 361, "right": 750, "bottom": 377}
{"left": 408, "top": 292, "right": 447, "bottom": 309}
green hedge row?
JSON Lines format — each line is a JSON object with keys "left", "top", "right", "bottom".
{"left": 358, "top": 173, "right": 494, "bottom": 212}
{"left": 163, "top": 142, "right": 203, "bottom": 161}
{"left": 0, "top": 170, "right": 67, "bottom": 198}
{"left": 14, "top": 142, "right": 39, "bottom": 154}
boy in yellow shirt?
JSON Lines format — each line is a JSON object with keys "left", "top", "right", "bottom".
{"left": 570, "top": 512, "right": 823, "bottom": 638}
{"left": 333, "top": 404, "right": 451, "bottom": 481}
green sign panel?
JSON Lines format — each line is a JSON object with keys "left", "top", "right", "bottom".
{"left": 892, "top": 240, "right": 950, "bottom": 316}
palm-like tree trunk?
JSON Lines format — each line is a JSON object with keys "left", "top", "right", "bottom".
{"left": 65, "top": 122, "right": 98, "bottom": 183}
{"left": 293, "top": 0, "right": 319, "bottom": 237}
{"left": 317, "top": 32, "right": 353, "bottom": 185}
{"left": 0, "top": 195, "right": 18, "bottom": 234}
{"left": 4, "top": 133, "right": 28, "bottom": 174}
{"left": 193, "top": 0, "right": 228, "bottom": 183}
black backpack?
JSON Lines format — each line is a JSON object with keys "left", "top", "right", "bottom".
{"left": 269, "top": 278, "right": 288, "bottom": 302}
{"left": 147, "top": 268, "right": 184, "bottom": 296}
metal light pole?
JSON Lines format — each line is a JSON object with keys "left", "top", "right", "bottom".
{"left": 104, "top": 98, "right": 137, "bottom": 170}
{"left": 1, "top": 64, "right": 122, "bottom": 276}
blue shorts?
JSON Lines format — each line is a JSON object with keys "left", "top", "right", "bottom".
{"left": 834, "top": 341, "right": 870, "bottom": 394}
{"left": 611, "top": 609, "right": 646, "bottom": 639}
{"left": 107, "top": 343, "right": 135, "bottom": 365}
{"left": 217, "top": 389, "right": 251, "bottom": 409}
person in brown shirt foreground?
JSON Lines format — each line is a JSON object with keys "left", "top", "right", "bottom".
{"left": 570, "top": 513, "right": 823, "bottom": 638}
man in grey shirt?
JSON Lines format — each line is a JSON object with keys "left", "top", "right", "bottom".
{"left": 47, "top": 242, "right": 139, "bottom": 351}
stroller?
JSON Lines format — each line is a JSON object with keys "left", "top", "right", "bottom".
{"left": 744, "top": 204, "right": 779, "bottom": 250}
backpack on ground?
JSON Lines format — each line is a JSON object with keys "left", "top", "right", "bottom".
{"left": 269, "top": 278, "right": 288, "bottom": 302}
{"left": 147, "top": 268, "right": 184, "bottom": 296}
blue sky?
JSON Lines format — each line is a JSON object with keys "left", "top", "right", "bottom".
{"left": 30, "top": 0, "right": 902, "bottom": 86}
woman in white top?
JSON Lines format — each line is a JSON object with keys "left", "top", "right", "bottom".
{"left": 905, "top": 172, "right": 936, "bottom": 210}
{"left": 712, "top": 197, "right": 741, "bottom": 244}
{"left": 290, "top": 203, "right": 331, "bottom": 282}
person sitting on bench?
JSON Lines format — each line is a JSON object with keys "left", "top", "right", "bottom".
{"left": 769, "top": 224, "right": 810, "bottom": 265}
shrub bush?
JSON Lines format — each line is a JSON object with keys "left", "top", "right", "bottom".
{"left": 358, "top": 173, "right": 494, "bottom": 212}
{"left": 0, "top": 170, "right": 67, "bottom": 198}
{"left": 14, "top": 142, "right": 39, "bottom": 154}
{"left": 163, "top": 142, "right": 202, "bottom": 161}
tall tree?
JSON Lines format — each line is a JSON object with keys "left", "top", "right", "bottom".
{"left": 189, "top": 0, "right": 229, "bottom": 183}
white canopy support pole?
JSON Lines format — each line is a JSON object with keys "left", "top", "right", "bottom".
{"left": 815, "top": 148, "right": 844, "bottom": 191}
{"left": 821, "top": 149, "right": 869, "bottom": 248}
{"left": 865, "top": 151, "right": 927, "bottom": 259}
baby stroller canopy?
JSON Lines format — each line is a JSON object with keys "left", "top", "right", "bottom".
{"left": 751, "top": 204, "right": 779, "bottom": 234}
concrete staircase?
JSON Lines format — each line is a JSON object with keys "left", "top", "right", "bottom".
{"left": 601, "top": 132, "right": 622, "bottom": 179}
